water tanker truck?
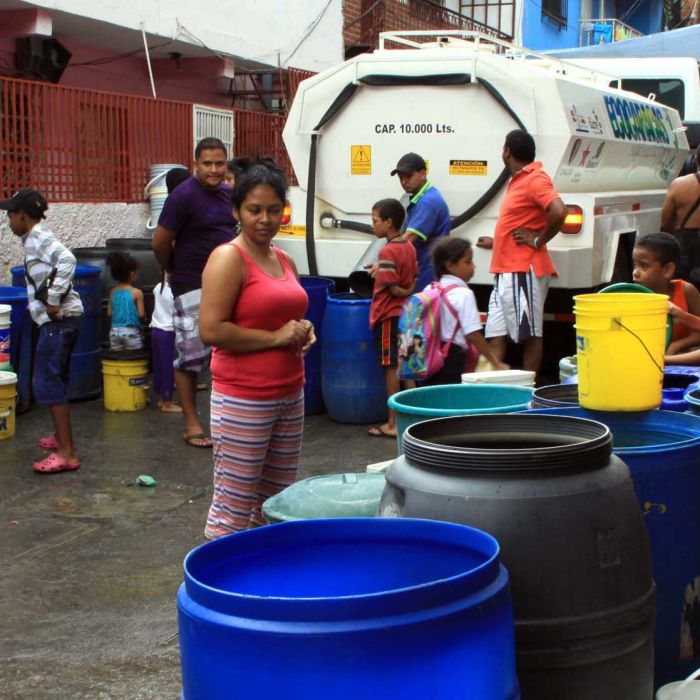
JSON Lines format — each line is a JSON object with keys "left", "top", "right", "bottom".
{"left": 277, "top": 31, "right": 689, "bottom": 325}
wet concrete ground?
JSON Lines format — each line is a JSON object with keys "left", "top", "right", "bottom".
{"left": 0, "top": 392, "right": 396, "bottom": 699}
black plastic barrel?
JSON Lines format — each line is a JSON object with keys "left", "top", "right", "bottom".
{"left": 72, "top": 244, "right": 160, "bottom": 348}
{"left": 529, "top": 383, "right": 579, "bottom": 409}
{"left": 525, "top": 407, "right": 700, "bottom": 689}
{"left": 379, "top": 413, "right": 654, "bottom": 699}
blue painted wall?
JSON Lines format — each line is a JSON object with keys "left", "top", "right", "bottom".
{"left": 523, "top": 0, "right": 585, "bottom": 51}
{"left": 624, "top": 2, "right": 663, "bottom": 35}
{"left": 523, "top": 0, "right": 663, "bottom": 52}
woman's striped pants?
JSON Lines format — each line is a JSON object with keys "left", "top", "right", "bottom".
{"left": 205, "top": 389, "right": 304, "bottom": 539}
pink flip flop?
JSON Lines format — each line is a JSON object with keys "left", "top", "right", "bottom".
{"left": 32, "top": 453, "right": 80, "bottom": 474}
{"left": 38, "top": 434, "right": 59, "bottom": 450}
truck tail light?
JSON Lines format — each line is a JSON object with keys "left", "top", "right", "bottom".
{"left": 562, "top": 205, "right": 583, "bottom": 234}
{"left": 281, "top": 202, "right": 292, "bottom": 225}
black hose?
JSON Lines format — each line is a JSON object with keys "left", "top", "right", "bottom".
{"left": 305, "top": 134, "right": 319, "bottom": 276}
{"left": 302, "top": 73, "right": 529, "bottom": 268}
{"left": 332, "top": 219, "right": 373, "bottom": 235}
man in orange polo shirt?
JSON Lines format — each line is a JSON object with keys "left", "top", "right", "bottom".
{"left": 477, "top": 130, "right": 567, "bottom": 374}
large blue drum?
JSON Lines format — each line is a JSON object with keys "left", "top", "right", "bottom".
{"left": 0, "top": 286, "right": 32, "bottom": 413}
{"left": 526, "top": 407, "right": 700, "bottom": 688}
{"left": 178, "top": 518, "right": 519, "bottom": 700}
{"left": 299, "top": 276, "right": 335, "bottom": 415}
{"left": 321, "top": 293, "right": 387, "bottom": 424}
{"left": 12, "top": 264, "right": 102, "bottom": 401}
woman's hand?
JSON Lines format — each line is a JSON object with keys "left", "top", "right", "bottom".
{"left": 274, "top": 320, "right": 310, "bottom": 350}
{"left": 299, "top": 320, "right": 316, "bottom": 357}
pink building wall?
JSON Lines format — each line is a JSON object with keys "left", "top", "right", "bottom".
{"left": 0, "top": 8, "right": 237, "bottom": 108}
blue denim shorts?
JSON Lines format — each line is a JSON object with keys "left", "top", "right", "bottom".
{"left": 33, "top": 316, "right": 82, "bottom": 405}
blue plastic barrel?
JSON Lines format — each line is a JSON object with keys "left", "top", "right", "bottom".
{"left": 178, "top": 518, "right": 519, "bottom": 700}
{"left": 525, "top": 407, "right": 700, "bottom": 688}
{"left": 321, "top": 293, "right": 387, "bottom": 424}
{"left": 12, "top": 264, "right": 102, "bottom": 401}
{"left": 0, "top": 286, "right": 32, "bottom": 413}
{"left": 299, "top": 276, "right": 335, "bottom": 415}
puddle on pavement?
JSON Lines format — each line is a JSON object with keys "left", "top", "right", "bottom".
{"left": 23, "top": 478, "right": 203, "bottom": 520}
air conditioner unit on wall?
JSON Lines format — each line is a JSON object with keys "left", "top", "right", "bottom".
{"left": 15, "top": 35, "right": 72, "bottom": 84}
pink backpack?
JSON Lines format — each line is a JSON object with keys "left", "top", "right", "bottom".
{"left": 397, "top": 283, "right": 462, "bottom": 381}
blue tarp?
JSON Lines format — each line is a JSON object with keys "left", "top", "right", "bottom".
{"left": 546, "top": 24, "right": 700, "bottom": 60}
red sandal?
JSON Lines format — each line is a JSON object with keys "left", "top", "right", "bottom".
{"left": 32, "top": 453, "right": 80, "bottom": 474}
{"left": 38, "top": 433, "right": 59, "bottom": 450}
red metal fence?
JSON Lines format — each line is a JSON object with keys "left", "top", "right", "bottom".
{"left": 0, "top": 73, "right": 310, "bottom": 202}
{"left": 234, "top": 108, "right": 295, "bottom": 184}
{"left": 1, "top": 77, "right": 192, "bottom": 203}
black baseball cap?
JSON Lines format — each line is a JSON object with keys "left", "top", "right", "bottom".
{"left": 0, "top": 188, "right": 48, "bottom": 219}
{"left": 390, "top": 153, "right": 426, "bottom": 176}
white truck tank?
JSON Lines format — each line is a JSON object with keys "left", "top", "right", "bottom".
{"left": 279, "top": 31, "right": 689, "bottom": 301}
{"left": 550, "top": 56, "right": 700, "bottom": 149}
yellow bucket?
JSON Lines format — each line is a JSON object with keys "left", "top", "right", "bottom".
{"left": 574, "top": 292, "right": 668, "bottom": 411}
{"left": 0, "top": 370, "right": 17, "bottom": 439}
{"left": 101, "top": 356, "right": 149, "bottom": 412}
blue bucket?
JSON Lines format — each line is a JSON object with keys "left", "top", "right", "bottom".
{"left": 321, "top": 293, "right": 387, "bottom": 424}
{"left": 389, "top": 384, "right": 533, "bottom": 452}
{"left": 299, "top": 276, "right": 335, "bottom": 415}
{"left": 178, "top": 518, "right": 519, "bottom": 700}
{"left": 13, "top": 264, "right": 102, "bottom": 401}
{"left": 524, "top": 406, "right": 700, "bottom": 688}
{"left": 0, "top": 286, "right": 32, "bottom": 412}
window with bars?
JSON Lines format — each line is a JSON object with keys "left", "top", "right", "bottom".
{"left": 193, "top": 105, "right": 235, "bottom": 158}
{"left": 542, "top": 0, "right": 567, "bottom": 27}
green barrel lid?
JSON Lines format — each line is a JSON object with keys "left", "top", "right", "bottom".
{"left": 262, "top": 473, "right": 386, "bottom": 524}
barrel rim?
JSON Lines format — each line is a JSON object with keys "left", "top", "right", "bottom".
{"left": 525, "top": 406, "right": 700, "bottom": 454}
{"left": 182, "top": 518, "right": 504, "bottom": 622}
{"left": 402, "top": 413, "right": 612, "bottom": 470}
{"left": 389, "top": 383, "right": 534, "bottom": 416}
{"left": 326, "top": 292, "right": 371, "bottom": 304}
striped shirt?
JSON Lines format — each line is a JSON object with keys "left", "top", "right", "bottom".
{"left": 22, "top": 222, "right": 83, "bottom": 325}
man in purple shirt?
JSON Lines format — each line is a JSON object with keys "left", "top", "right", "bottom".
{"left": 152, "top": 137, "right": 236, "bottom": 448}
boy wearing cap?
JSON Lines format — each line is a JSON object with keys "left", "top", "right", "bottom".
{"left": 1, "top": 189, "right": 83, "bottom": 473}
{"left": 391, "top": 152, "right": 451, "bottom": 290}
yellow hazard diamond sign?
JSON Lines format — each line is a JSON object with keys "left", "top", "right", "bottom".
{"left": 351, "top": 145, "right": 371, "bottom": 175}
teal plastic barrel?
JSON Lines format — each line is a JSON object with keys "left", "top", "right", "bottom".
{"left": 262, "top": 473, "right": 385, "bottom": 523}
{"left": 389, "top": 384, "right": 533, "bottom": 452}
{"left": 178, "top": 518, "right": 520, "bottom": 700}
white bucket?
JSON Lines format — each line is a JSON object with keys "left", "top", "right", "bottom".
{"left": 144, "top": 164, "right": 185, "bottom": 232}
{"left": 0, "top": 304, "right": 11, "bottom": 370}
{"left": 657, "top": 681, "right": 700, "bottom": 699}
{"left": 462, "top": 369, "right": 536, "bottom": 387}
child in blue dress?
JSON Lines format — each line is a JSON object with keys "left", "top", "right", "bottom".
{"left": 106, "top": 251, "right": 145, "bottom": 350}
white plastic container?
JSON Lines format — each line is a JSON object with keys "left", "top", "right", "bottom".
{"left": 462, "top": 370, "right": 536, "bottom": 387}
{"left": 656, "top": 681, "right": 700, "bottom": 699}
{"left": 0, "top": 304, "right": 11, "bottom": 370}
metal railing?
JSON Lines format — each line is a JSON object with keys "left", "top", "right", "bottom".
{"left": 0, "top": 76, "right": 193, "bottom": 203}
{"left": 578, "top": 18, "right": 643, "bottom": 47}
{"left": 344, "top": 0, "right": 511, "bottom": 55}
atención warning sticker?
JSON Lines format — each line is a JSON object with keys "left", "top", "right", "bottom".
{"left": 351, "top": 145, "right": 371, "bottom": 175}
{"left": 278, "top": 225, "right": 306, "bottom": 237}
{"left": 449, "top": 159, "right": 487, "bottom": 176}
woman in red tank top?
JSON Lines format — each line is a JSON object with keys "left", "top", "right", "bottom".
{"left": 199, "top": 160, "right": 315, "bottom": 538}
